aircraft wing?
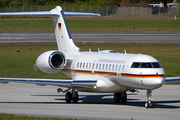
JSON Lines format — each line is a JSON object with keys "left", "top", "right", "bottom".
{"left": 165, "top": 77, "right": 180, "bottom": 83}
{"left": 0, "top": 78, "right": 97, "bottom": 89}
{"left": 0, "top": 11, "right": 100, "bottom": 17}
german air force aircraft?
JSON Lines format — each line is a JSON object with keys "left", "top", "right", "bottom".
{"left": 0, "top": 6, "right": 180, "bottom": 108}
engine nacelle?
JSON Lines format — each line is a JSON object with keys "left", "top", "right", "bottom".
{"left": 36, "top": 50, "right": 66, "bottom": 74}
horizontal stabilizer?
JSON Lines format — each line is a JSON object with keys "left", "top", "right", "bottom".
{"left": 0, "top": 11, "right": 100, "bottom": 17}
{"left": 165, "top": 77, "right": 180, "bottom": 83}
{"left": 0, "top": 11, "right": 59, "bottom": 16}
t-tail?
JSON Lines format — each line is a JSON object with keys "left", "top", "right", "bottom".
{"left": 0, "top": 6, "right": 100, "bottom": 55}
{"left": 50, "top": 6, "right": 79, "bottom": 55}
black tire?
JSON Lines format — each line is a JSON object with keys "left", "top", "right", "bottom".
{"left": 73, "top": 92, "right": 79, "bottom": 103}
{"left": 121, "top": 92, "right": 127, "bottom": 103}
{"left": 145, "top": 101, "right": 154, "bottom": 108}
{"left": 65, "top": 92, "right": 72, "bottom": 103}
{"left": 150, "top": 102, "right": 154, "bottom": 108}
{"left": 114, "top": 93, "right": 121, "bottom": 103}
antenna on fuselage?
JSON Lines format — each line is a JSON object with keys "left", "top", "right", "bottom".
{"left": 98, "top": 48, "right": 100, "bottom": 53}
{"left": 124, "top": 49, "right": 127, "bottom": 54}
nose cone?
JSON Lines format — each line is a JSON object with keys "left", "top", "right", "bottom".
{"left": 147, "top": 77, "right": 165, "bottom": 89}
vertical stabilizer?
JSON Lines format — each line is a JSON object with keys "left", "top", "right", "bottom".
{"left": 50, "top": 6, "right": 80, "bottom": 55}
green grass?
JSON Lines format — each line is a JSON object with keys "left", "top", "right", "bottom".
{"left": 0, "top": 113, "right": 76, "bottom": 120}
{"left": 0, "top": 44, "right": 180, "bottom": 79}
{"left": 0, "top": 17, "right": 180, "bottom": 32}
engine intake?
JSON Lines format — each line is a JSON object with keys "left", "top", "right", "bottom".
{"left": 49, "top": 51, "right": 66, "bottom": 69}
{"left": 36, "top": 50, "right": 66, "bottom": 74}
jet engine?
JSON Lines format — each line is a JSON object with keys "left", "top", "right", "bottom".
{"left": 36, "top": 50, "right": 66, "bottom": 74}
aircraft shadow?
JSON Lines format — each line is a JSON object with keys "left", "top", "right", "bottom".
{"left": 0, "top": 93, "right": 179, "bottom": 109}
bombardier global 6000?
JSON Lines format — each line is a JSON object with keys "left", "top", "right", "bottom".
{"left": 0, "top": 6, "right": 180, "bottom": 108}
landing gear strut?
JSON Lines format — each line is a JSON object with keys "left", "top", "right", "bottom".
{"left": 65, "top": 88, "right": 79, "bottom": 103}
{"left": 114, "top": 92, "right": 127, "bottom": 103}
{"left": 145, "top": 90, "right": 154, "bottom": 108}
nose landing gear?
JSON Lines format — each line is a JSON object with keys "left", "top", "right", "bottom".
{"left": 145, "top": 89, "right": 154, "bottom": 108}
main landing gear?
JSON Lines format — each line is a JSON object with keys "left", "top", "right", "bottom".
{"left": 65, "top": 88, "right": 79, "bottom": 103}
{"left": 145, "top": 89, "right": 154, "bottom": 108}
{"left": 114, "top": 92, "right": 127, "bottom": 103}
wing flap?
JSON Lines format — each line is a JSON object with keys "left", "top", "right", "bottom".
{"left": 165, "top": 77, "right": 180, "bottom": 83}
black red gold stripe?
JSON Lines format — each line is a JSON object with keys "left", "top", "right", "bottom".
{"left": 58, "top": 23, "right": 61, "bottom": 29}
{"left": 62, "top": 69, "right": 117, "bottom": 76}
{"left": 121, "top": 73, "right": 165, "bottom": 78}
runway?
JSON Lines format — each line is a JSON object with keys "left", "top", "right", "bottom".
{"left": 0, "top": 83, "right": 180, "bottom": 120}
{"left": 0, "top": 32, "right": 180, "bottom": 44}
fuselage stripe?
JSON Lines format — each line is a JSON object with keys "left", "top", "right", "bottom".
{"left": 121, "top": 73, "right": 165, "bottom": 78}
{"left": 62, "top": 69, "right": 117, "bottom": 76}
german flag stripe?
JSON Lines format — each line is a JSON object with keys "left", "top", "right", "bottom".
{"left": 121, "top": 73, "right": 165, "bottom": 78}
{"left": 58, "top": 23, "right": 61, "bottom": 29}
{"left": 62, "top": 69, "right": 117, "bottom": 76}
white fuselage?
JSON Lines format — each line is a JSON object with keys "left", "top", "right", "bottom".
{"left": 62, "top": 51, "right": 166, "bottom": 93}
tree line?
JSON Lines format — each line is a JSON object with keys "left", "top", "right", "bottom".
{"left": 0, "top": 0, "right": 178, "bottom": 7}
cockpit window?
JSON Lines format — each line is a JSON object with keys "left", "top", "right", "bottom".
{"left": 131, "top": 62, "right": 162, "bottom": 68}
{"left": 152, "top": 62, "right": 162, "bottom": 68}
{"left": 141, "top": 63, "right": 152, "bottom": 68}
{"left": 131, "top": 62, "right": 140, "bottom": 68}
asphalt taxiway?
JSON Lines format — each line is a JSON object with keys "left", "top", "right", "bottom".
{"left": 0, "top": 32, "right": 180, "bottom": 44}
{"left": 0, "top": 83, "right": 180, "bottom": 120}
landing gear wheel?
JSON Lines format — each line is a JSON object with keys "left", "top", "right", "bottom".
{"left": 145, "top": 90, "right": 154, "bottom": 108}
{"left": 145, "top": 102, "right": 149, "bottom": 108}
{"left": 73, "top": 92, "right": 79, "bottom": 103}
{"left": 65, "top": 92, "right": 72, "bottom": 103}
{"left": 145, "top": 101, "right": 154, "bottom": 108}
{"left": 150, "top": 101, "right": 154, "bottom": 108}
{"left": 114, "top": 93, "right": 121, "bottom": 103}
{"left": 121, "top": 92, "right": 127, "bottom": 103}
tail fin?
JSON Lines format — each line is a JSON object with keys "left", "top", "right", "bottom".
{"left": 0, "top": 6, "right": 100, "bottom": 55}
{"left": 50, "top": 6, "right": 79, "bottom": 55}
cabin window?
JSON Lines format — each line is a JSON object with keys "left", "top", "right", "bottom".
{"left": 99, "top": 64, "right": 101, "bottom": 70}
{"left": 96, "top": 64, "right": 98, "bottom": 69}
{"left": 106, "top": 64, "right": 108, "bottom": 70}
{"left": 92, "top": 63, "right": 95, "bottom": 69}
{"left": 102, "top": 64, "right": 105, "bottom": 70}
{"left": 86, "top": 63, "right": 88, "bottom": 69}
{"left": 77, "top": 62, "right": 79, "bottom": 68}
{"left": 119, "top": 65, "right": 121, "bottom": 71}
{"left": 80, "top": 62, "right": 82, "bottom": 68}
{"left": 89, "top": 63, "right": 91, "bottom": 69}
{"left": 109, "top": 64, "right": 111, "bottom": 70}
{"left": 83, "top": 62, "right": 85, "bottom": 68}
{"left": 115, "top": 65, "right": 118, "bottom": 71}
{"left": 112, "top": 64, "right": 115, "bottom": 71}
{"left": 122, "top": 65, "right": 125, "bottom": 71}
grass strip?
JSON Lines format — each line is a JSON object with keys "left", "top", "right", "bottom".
{"left": 0, "top": 113, "right": 76, "bottom": 120}
{"left": 0, "top": 17, "right": 180, "bottom": 32}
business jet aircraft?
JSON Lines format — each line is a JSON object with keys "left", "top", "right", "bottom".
{"left": 0, "top": 6, "right": 180, "bottom": 108}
